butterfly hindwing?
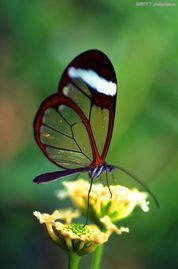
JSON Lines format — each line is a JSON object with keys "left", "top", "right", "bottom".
{"left": 34, "top": 94, "right": 92, "bottom": 169}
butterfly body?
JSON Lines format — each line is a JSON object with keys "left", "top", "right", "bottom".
{"left": 33, "top": 49, "right": 118, "bottom": 183}
{"left": 89, "top": 163, "right": 116, "bottom": 179}
{"left": 33, "top": 49, "right": 159, "bottom": 209}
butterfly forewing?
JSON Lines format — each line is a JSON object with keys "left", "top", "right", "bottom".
{"left": 58, "top": 50, "right": 117, "bottom": 161}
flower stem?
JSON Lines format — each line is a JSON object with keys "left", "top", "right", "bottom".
{"left": 90, "top": 244, "right": 104, "bottom": 269}
{"left": 68, "top": 251, "right": 81, "bottom": 269}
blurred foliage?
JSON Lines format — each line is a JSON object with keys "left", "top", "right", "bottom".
{"left": 0, "top": 0, "right": 178, "bottom": 268}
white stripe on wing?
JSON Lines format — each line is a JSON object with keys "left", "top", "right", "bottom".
{"left": 68, "top": 67, "right": 117, "bottom": 96}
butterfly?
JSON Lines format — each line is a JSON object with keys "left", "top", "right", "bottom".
{"left": 33, "top": 49, "right": 158, "bottom": 208}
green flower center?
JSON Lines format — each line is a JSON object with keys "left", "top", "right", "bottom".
{"left": 67, "top": 224, "right": 89, "bottom": 236}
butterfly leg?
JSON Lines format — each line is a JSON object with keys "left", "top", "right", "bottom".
{"left": 83, "top": 176, "right": 94, "bottom": 227}
{"left": 111, "top": 171, "right": 116, "bottom": 185}
{"left": 106, "top": 169, "right": 112, "bottom": 199}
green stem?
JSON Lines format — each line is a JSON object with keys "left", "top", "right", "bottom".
{"left": 68, "top": 251, "right": 81, "bottom": 269}
{"left": 90, "top": 244, "right": 104, "bottom": 269}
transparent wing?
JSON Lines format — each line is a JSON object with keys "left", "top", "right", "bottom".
{"left": 34, "top": 50, "right": 117, "bottom": 170}
{"left": 34, "top": 93, "right": 93, "bottom": 169}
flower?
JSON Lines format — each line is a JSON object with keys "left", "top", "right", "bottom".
{"left": 34, "top": 209, "right": 80, "bottom": 224}
{"left": 100, "top": 216, "right": 129, "bottom": 234}
{"left": 33, "top": 209, "right": 127, "bottom": 256}
{"left": 62, "top": 179, "right": 149, "bottom": 229}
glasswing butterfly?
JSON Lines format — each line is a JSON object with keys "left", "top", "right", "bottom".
{"left": 33, "top": 49, "right": 158, "bottom": 209}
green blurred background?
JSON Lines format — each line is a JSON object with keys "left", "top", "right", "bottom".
{"left": 0, "top": 1, "right": 178, "bottom": 268}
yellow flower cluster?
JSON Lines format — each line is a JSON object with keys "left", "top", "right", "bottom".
{"left": 34, "top": 179, "right": 149, "bottom": 255}
{"left": 33, "top": 209, "right": 128, "bottom": 256}
{"left": 62, "top": 179, "right": 149, "bottom": 227}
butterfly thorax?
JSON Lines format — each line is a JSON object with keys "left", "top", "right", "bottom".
{"left": 89, "top": 163, "right": 115, "bottom": 179}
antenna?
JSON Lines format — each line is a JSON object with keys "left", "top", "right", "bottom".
{"left": 113, "top": 165, "right": 159, "bottom": 208}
